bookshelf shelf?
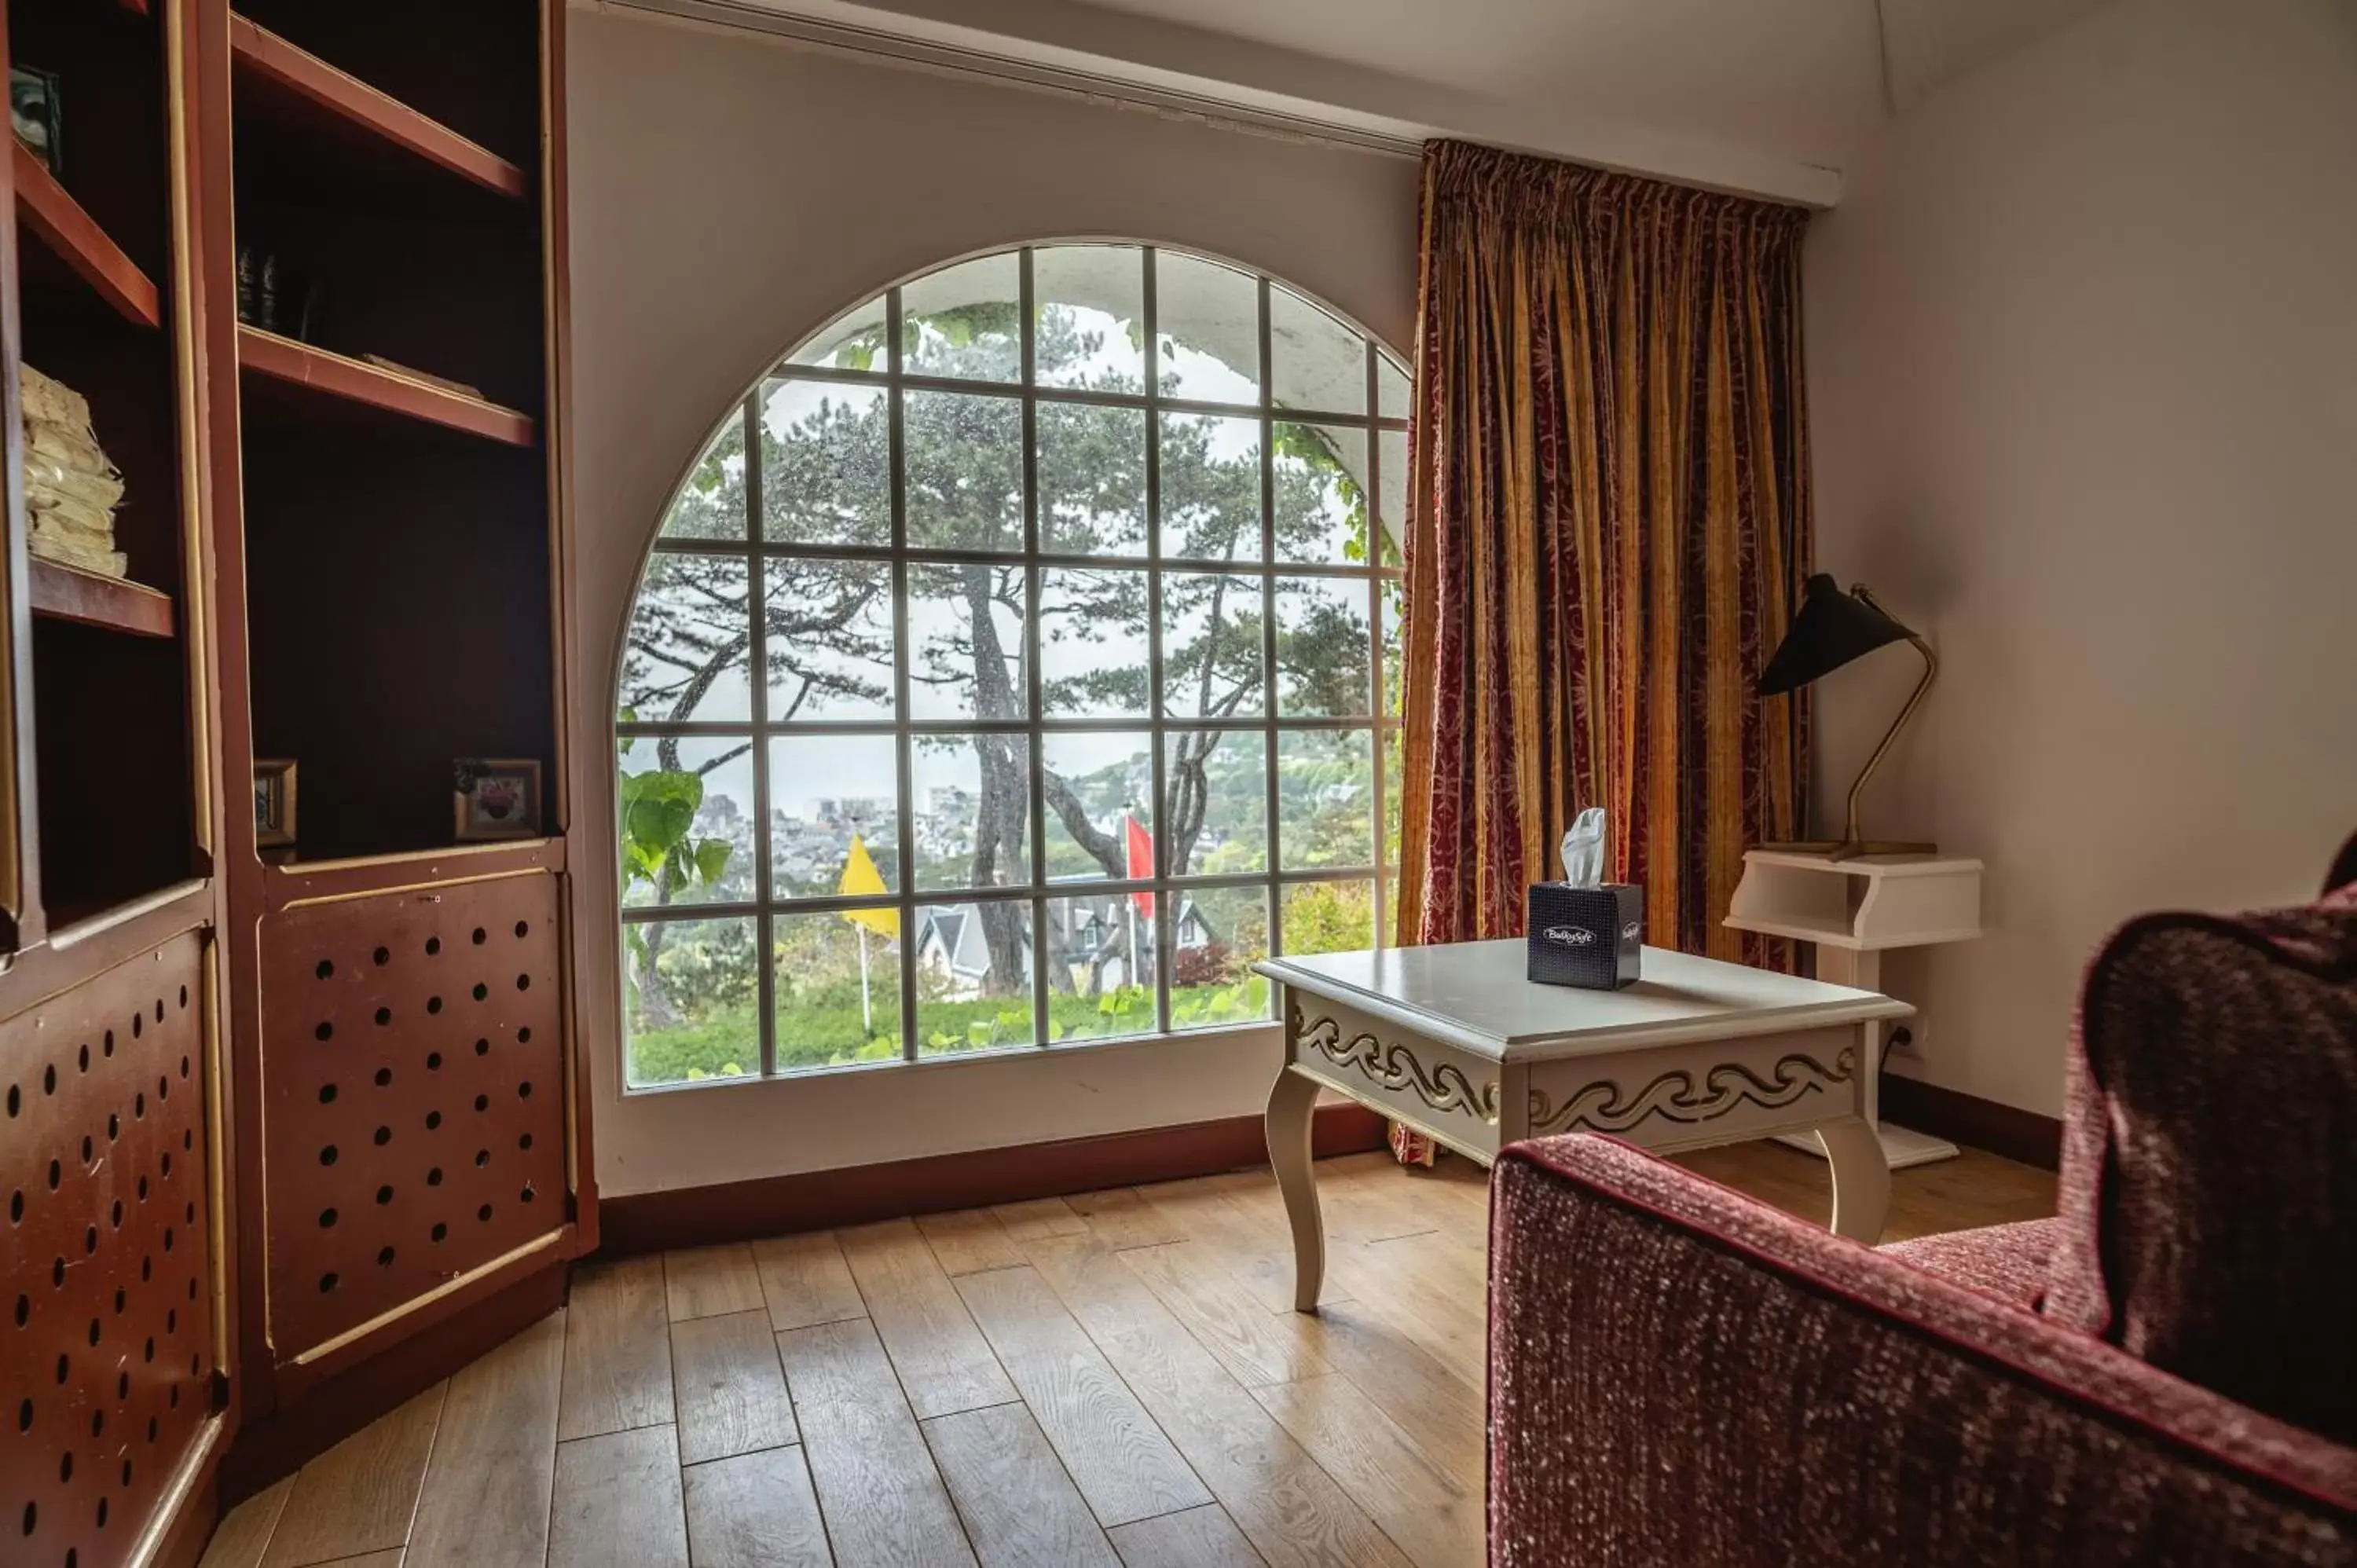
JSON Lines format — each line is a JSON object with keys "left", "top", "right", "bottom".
{"left": 229, "top": 15, "right": 530, "bottom": 200}
{"left": 11, "top": 143, "right": 163, "bottom": 330}
{"left": 27, "top": 558, "right": 175, "bottom": 638}
{"left": 236, "top": 326, "right": 537, "bottom": 447}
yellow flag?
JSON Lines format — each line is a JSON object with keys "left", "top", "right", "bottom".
{"left": 838, "top": 834, "right": 900, "bottom": 939}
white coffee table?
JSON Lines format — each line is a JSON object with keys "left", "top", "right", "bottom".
{"left": 1254, "top": 940, "right": 1913, "bottom": 1312}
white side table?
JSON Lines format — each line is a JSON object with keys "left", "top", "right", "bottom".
{"left": 1725, "top": 850, "right": 1984, "bottom": 1169}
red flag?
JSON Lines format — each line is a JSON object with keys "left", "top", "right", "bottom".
{"left": 1124, "top": 813, "right": 1154, "bottom": 917}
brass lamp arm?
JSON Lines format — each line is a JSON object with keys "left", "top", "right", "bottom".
{"left": 1838, "top": 586, "right": 1937, "bottom": 856}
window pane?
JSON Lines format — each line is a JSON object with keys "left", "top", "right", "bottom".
{"left": 1377, "top": 428, "right": 1408, "bottom": 560}
{"left": 1164, "top": 729, "right": 1266, "bottom": 876}
{"left": 1040, "top": 731, "right": 1151, "bottom": 881}
{"left": 913, "top": 735, "right": 1032, "bottom": 892}
{"left": 788, "top": 292, "right": 888, "bottom": 372}
{"left": 1270, "top": 289, "right": 1365, "bottom": 415}
{"left": 621, "top": 554, "right": 751, "bottom": 724}
{"left": 1155, "top": 251, "right": 1259, "bottom": 405}
{"left": 1158, "top": 412, "right": 1263, "bottom": 562}
{"left": 902, "top": 252, "right": 1021, "bottom": 382}
{"left": 1038, "top": 401, "right": 1146, "bottom": 557}
{"left": 1161, "top": 573, "right": 1264, "bottom": 719}
{"left": 1380, "top": 578, "right": 1406, "bottom": 719}
{"left": 906, "top": 390, "right": 1025, "bottom": 551}
{"left": 662, "top": 406, "right": 746, "bottom": 540}
{"left": 773, "top": 910, "right": 903, "bottom": 1072}
{"left": 624, "top": 916, "right": 759, "bottom": 1087}
{"left": 1381, "top": 727, "right": 1403, "bottom": 869}
{"left": 908, "top": 561, "right": 1028, "bottom": 721}
{"left": 766, "top": 558, "right": 896, "bottom": 723}
{"left": 1273, "top": 423, "right": 1370, "bottom": 566}
{"left": 761, "top": 379, "right": 890, "bottom": 545}
{"left": 1044, "top": 892, "right": 1156, "bottom": 1043}
{"left": 1382, "top": 874, "right": 1402, "bottom": 950}
{"left": 1035, "top": 245, "right": 1144, "bottom": 394}
{"left": 769, "top": 735, "right": 901, "bottom": 899}
{"left": 1376, "top": 354, "right": 1410, "bottom": 421}
{"left": 1277, "top": 728, "right": 1373, "bottom": 869}
{"left": 1168, "top": 885, "right": 1270, "bottom": 1031}
{"left": 1282, "top": 880, "right": 1376, "bottom": 958}
{"left": 1039, "top": 568, "right": 1148, "bottom": 719}
{"left": 1274, "top": 575, "right": 1372, "bottom": 717}
{"left": 618, "top": 735, "right": 757, "bottom": 910}
{"left": 915, "top": 900, "right": 1036, "bottom": 1055}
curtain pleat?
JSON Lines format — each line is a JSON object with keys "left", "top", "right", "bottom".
{"left": 1398, "top": 141, "right": 1813, "bottom": 965}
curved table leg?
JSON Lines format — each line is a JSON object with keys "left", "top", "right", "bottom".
{"left": 1264, "top": 1064, "right": 1325, "bottom": 1313}
{"left": 1817, "top": 1116, "right": 1893, "bottom": 1244}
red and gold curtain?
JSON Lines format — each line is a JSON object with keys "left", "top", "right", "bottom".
{"left": 1396, "top": 141, "right": 1813, "bottom": 964}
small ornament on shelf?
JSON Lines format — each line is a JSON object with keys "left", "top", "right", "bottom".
{"left": 21, "top": 364, "right": 128, "bottom": 579}
{"left": 254, "top": 759, "right": 299, "bottom": 857}
{"left": 453, "top": 758, "right": 542, "bottom": 841}
{"left": 10, "top": 65, "right": 64, "bottom": 174}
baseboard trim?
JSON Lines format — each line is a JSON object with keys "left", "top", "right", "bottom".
{"left": 599, "top": 1102, "right": 1388, "bottom": 1256}
{"left": 217, "top": 1258, "right": 568, "bottom": 1508}
{"left": 1881, "top": 1076, "right": 2061, "bottom": 1171}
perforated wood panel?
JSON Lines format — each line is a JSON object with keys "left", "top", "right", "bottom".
{"left": 2, "top": 931, "right": 217, "bottom": 1568}
{"left": 258, "top": 873, "right": 565, "bottom": 1361}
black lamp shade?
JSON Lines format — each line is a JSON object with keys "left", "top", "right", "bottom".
{"left": 1756, "top": 573, "right": 1916, "bottom": 695}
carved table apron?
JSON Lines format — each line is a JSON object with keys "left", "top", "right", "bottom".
{"left": 1255, "top": 940, "right": 1912, "bottom": 1313}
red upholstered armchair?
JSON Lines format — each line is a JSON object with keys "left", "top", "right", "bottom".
{"left": 1486, "top": 859, "right": 2357, "bottom": 1566}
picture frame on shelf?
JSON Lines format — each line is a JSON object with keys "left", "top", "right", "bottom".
{"left": 454, "top": 757, "right": 541, "bottom": 841}
{"left": 10, "top": 66, "right": 63, "bottom": 175}
{"left": 254, "top": 759, "right": 298, "bottom": 849}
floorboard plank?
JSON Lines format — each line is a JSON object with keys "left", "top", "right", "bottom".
{"left": 918, "top": 1207, "right": 1028, "bottom": 1276}
{"left": 682, "top": 1445, "right": 832, "bottom": 1568}
{"left": 1066, "top": 1188, "right": 1186, "bottom": 1251}
{"left": 954, "top": 1264, "right": 1210, "bottom": 1528}
{"left": 1133, "top": 1178, "right": 1347, "bottom": 1315}
{"left": 993, "top": 1196, "right": 1090, "bottom": 1242}
{"left": 665, "top": 1244, "right": 767, "bottom": 1321}
{"left": 559, "top": 1255, "right": 675, "bottom": 1441}
{"left": 750, "top": 1231, "right": 867, "bottom": 1332}
{"left": 1121, "top": 1243, "right": 1330, "bottom": 1388}
{"left": 260, "top": 1383, "right": 446, "bottom": 1568}
{"left": 1288, "top": 1300, "right": 1485, "bottom": 1491}
{"left": 195, "top": 1475, "right": 294, "bottom": 1568}
{"left": 1249, "top": 1374, "right": 1482, "bottom": 1568}
{"left": 924, "top": 1401, "right": 1123, "bottom": 1567}
{"left": 838, "top": 1217, "right": 1018, "bottom": 1419}
{"left": 777, "top": 1317, "right": 978, "bottom": 1567}
{"left": 1024, "top": 1235, "right": 1412, "bottom": 1568}
{"left": 671, "top": 1308, "right": 799, "bottom": 1465}
{"left": 548, "top": 1424, "right": 690, "bottom": 1568}
{"left": 406, "top": 1310, "right": 567, "bottom": 1568}
{"left": 1106, "top": 1504, "right": 1266, "bottom": 1568}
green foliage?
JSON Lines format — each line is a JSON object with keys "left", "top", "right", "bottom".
{"left": 618, "top": 764, "right": 733, "bottom": 900}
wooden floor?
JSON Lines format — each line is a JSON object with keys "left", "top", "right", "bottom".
{"left": 200, "top": 1141, "right": 2053, "bottom": 1568}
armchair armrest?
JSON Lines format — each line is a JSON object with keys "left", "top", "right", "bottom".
{"left": 1488, "top": 1135, "right": 2357, "bottom": 1568}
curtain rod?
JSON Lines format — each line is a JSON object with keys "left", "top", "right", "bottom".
{"left": 587, "top": 0, "right": 1427, "bottom": 161}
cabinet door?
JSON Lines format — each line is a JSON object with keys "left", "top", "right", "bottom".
{"left": 0, "top": 929, "right": 222, "bottom": 1568}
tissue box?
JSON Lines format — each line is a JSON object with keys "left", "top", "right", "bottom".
{"left": 1526, "top": 883, "right": 1644, "bottom": 990}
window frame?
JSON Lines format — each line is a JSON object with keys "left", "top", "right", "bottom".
{"left": 618, "top": 243, "right": 1409, "bottom": 1088}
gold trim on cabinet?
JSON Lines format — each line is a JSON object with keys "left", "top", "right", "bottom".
{"left": 1293, "top": 1005, "right": 1501, "bottom": 1126}
{"left": 284, "top": 1228, "right": 563, "bottom": 1368}
{"left": 1527, "top": 1048, "right": 1857, "bottom": 1135}
{"left": 164, "top": 0, "right": 215, "bottom": 858}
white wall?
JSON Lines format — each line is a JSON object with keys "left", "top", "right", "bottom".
{"left": 1806, "top": 0, "right": 2357, "bottom": 1117}
{"left": 566, "top": 9, "right": 1418, "bottom": 1195}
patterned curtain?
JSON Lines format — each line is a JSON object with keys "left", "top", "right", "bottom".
{"left": 1396, "top": 140, "right": 1813, "bottom": 965}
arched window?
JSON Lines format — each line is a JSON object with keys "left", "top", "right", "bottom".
{"left": 618, "top": 244, "right": 1409, "bottom": 1087}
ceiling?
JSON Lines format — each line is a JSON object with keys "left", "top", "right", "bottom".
{"left": 629, "top": 0, "right": 2113, "bottom": 203}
